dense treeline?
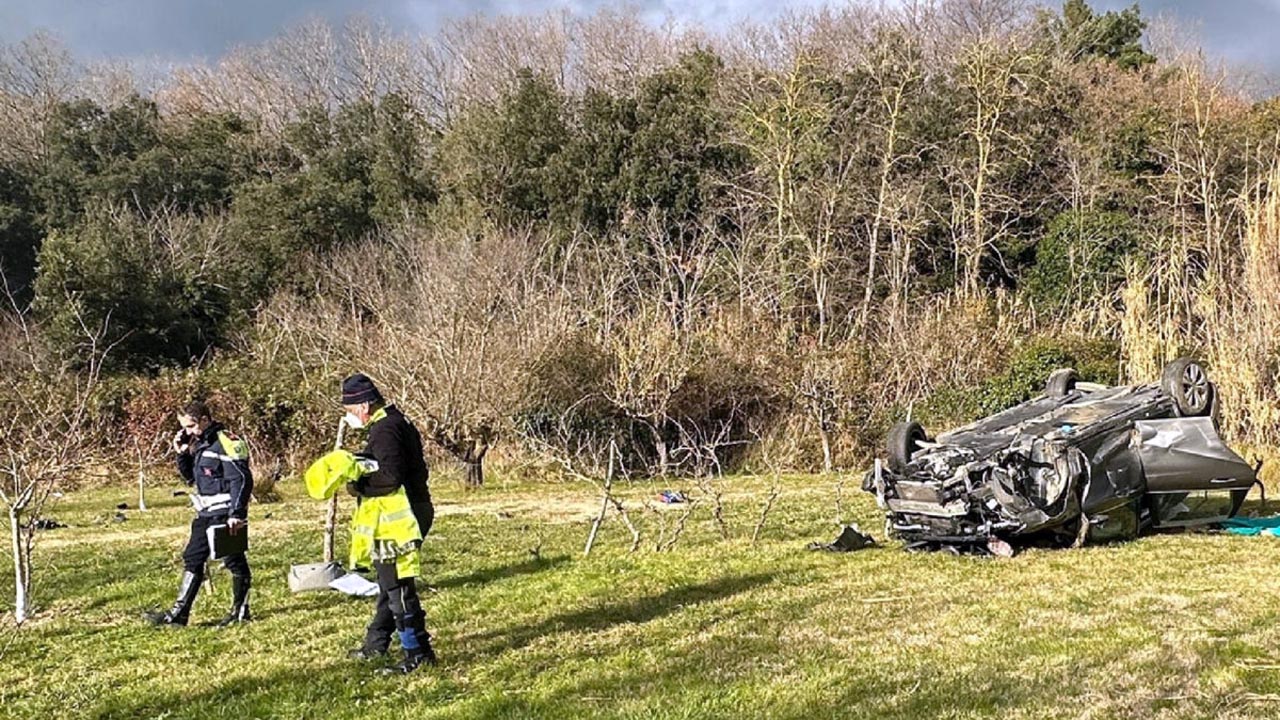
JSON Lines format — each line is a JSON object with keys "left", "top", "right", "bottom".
{"left": 1, "top": 0, "right": 1278, "bottom": 484}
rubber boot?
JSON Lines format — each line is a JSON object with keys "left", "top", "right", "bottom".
{"left": 216, "top": 575, "right": 252, "bottom": 627}
{"left": 144, "top": 570, "right": 201, "bottom": 626}
{"left": 347, "top": 647, "right": 388, "bottom": 661}
{"left": 418, "top": 633, "right": 439, "bottom": 667}
{"left": 381, "top": 629, "right": 437, "bottom": 674}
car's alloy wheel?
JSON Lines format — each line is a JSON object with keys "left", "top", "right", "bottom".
{"left": 1161, "top": 357, "right": 1213, "bottom": 416}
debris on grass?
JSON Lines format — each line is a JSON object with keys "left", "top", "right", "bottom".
{"left": 807, "top": 524, "right": 876, "bottom": 552}
{"left": 288, "top": 561, "right": 346, "bottom": 593}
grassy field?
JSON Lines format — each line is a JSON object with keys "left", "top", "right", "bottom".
{"left": 5, "top": 470, "right": 1280, "bottom": 719}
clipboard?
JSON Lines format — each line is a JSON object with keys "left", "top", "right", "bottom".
{"left": 206, "top": 523, "right": 249, "bottom": 559}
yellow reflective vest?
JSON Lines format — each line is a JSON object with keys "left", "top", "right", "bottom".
{"left": 303, "top": 426, "right": 423, "bottom": 579}
{"left": 350, "top": 489, "right": 422, "bottom": 579}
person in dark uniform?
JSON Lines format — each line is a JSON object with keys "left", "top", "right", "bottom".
{"left": 340, "top": 373, "right": 437, "bottom": 673}
{"left": 145, "top": 401, "right": 253, "bottom": 627}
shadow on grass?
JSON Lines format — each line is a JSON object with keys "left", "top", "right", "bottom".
{"left": 88, "top": 661, "right": 400, "bottom": 720}
{"left": 184, "top": 590, "right": 358, "bottom": 625}
{"left": 91, "top": 571, "right": 777, "bottom": 720}
{"left": 428, "top": 554, "right": 570, "bottom": 590}
{"left": 463, "top": 654, "right": 1061, "bottom": 720}
{"left": 459, "top": 572, "right": 775, "bottom": 662}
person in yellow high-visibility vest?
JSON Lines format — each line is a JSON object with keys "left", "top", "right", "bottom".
{"left": 308, "top": 374, "right": 437, "bottom": 674}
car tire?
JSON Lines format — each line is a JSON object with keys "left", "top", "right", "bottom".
{"left": 1045, "top": 368, "right": 1079, "bottom": 398}
{"left": 886, "top": 421, "right": 927, "bottom": 473}
{"left": 1161, "top": 357, "right": 1213, "bottom": 416}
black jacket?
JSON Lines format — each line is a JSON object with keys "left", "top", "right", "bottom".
{"left": 350, "top": 405, "right": 433, "bottom": 530}
{"left": 176, "top": 422, "right": 253, "bottom": 520}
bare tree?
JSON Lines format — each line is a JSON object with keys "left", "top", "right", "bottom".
{"left": 571, "top": 8, "right": 687, "bottom": 95}
{"left": 434, "top": 11, "right": 573, "bottom": 111}
{"left": 852, "top": 21, "right": 927, "bottom": 331}
{"left": 0, "top": 31, "right": 79, "bottom": 164}
{"left": 516, "top": 405, "right": 641, "bottom": 556}
{"left": 603, "top": 301, "right": 695, "bottom": 476}
{"left": 788, "top": 343, "right": 849, "bottom": 473}
{"left": 280, "top": 228, "right": 569, "bottom": 488}
{"left": 0, "top": 278, "right": 113, "bottom": 624}
{"left": 725, "top": 52, "right": 842, "bottom": 344}
{"left": 911, "top": 0, "right": 1048, "bottom": 296}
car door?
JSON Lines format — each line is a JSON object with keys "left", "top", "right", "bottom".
{"left": 1135, "top": 417, "right": 1256, "bottom": 492}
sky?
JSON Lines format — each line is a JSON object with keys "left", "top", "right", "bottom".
{"left": 0, "top": 0, "right": 1276, "bottom": 75}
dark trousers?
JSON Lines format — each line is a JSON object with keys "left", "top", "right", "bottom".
{"left": 363, "top": 561, "right": 429, "bottom": 653}
{"left": 183, "top": 514, "right": 251, "bottom": 579}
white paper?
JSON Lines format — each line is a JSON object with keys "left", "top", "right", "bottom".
{"left": 329, "top": 573, "right": 380, "bottom": 597}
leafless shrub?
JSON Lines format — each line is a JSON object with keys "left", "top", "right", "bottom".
{"left": 655, "top": 496, "right": 699, "bottom": 553}
{"left": 751, "top": 482, "right": 782, "bottom": 545}
{"left": 0, "top": 278, "right": 114, "bottom": 625}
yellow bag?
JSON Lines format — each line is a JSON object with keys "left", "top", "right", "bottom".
{"left": 304, "top": 449, "right": 361, "bottom": 500}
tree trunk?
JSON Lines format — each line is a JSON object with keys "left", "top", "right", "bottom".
{"left": 134, "top": 441, "right": 149, "bottom": 512}
{"left": 325, "top": 417, "right": 346, "bottom": 563}
{"left": 10, "top": 506, "right": 29, "bottom": 624}
{"left": 323, "top": 496, "right": 337, "bottom": 563}
{"left": 650, "top": 424, "right": 669, "bottom": 477}
{"left": 464, "top": 459, "right": 484, "bottom": 488}
{"left": 820, "top": 426, "right": 833, "bottom": 475}
{"left": 584, "top": 442, "right": 616, "bottom": 557}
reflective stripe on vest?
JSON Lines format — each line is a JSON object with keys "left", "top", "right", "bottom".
{"left": 191, "top": 493, "right": 232, "bottom": 513}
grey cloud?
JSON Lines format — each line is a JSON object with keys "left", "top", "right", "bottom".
{"left": 1093, "top": 0, "right": 1280, "bottom": 73}
{"left": 0, "top": 0, "right": 1275, "bottom": 75}
{"left": 0, "top": 0, "right": 425, "bottom": 61}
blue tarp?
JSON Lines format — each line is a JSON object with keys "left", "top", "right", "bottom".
{"left": 1221, "top": 516, "right": 1280, "bottom": 537}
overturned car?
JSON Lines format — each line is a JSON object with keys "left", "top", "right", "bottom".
{"left": 865, "top": 358, "right": 1260, "bottom": 552}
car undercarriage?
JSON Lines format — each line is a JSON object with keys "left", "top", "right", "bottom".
{"left": 866, "top": 360, "right": 1259, "bottom": 553}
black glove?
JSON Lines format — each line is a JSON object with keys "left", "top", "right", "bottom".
{"left": 345, "top": 481, "right": 362, "bottom": 498}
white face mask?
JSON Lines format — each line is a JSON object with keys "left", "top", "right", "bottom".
{"left": 343, "top": 412, "right": 365, "bottom": 429}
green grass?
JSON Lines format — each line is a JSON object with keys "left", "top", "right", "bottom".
{"left": 5, "top": 473, "right": 1280, "bottom": 719}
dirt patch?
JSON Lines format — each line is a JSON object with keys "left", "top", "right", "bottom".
{"left": 35, "top": 517, "right": 320, "bottom": 549}
{"left": 435, "top": 496, "right": 602, "bottom": 523}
